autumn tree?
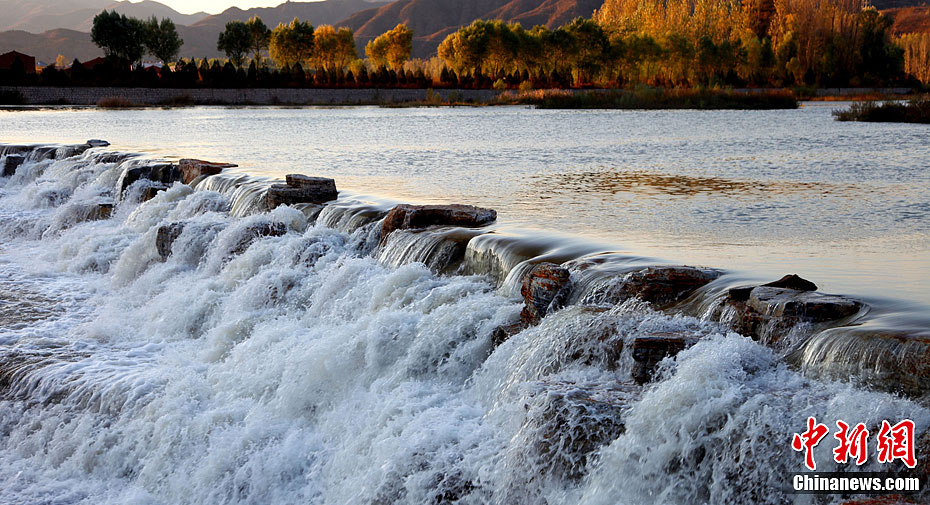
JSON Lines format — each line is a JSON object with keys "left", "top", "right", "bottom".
{"left": 438, "top": 20, "right": 491, "bottom": 75}
{"left": 898, "top": 32, "right": 930, "bottom": 84}
{"left": 365, "top": 24, "right": 413, "bottom": 70}
{"left": 269, "top": 18, "right": 314, "bottom": 68}
{"left": 311, "top": 25, "right": 357, "bottom": 71}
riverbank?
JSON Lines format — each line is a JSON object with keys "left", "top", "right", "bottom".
{"left": 493, "top": 88, "right": 799, "bottom": 109}
{"left": 0, "top": 85, "right": 917, "bottom": 107}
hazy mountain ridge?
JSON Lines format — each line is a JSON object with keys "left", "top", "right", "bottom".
{"left": 0, "top": 0, "right": 209, "bottom": 33}
{"left": 337, "top": 0, "right": 605, "bottom": 57}
{"left": 192, "top": 0, "right": 388, "bottom": 30}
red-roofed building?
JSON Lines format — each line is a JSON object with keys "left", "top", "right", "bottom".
{"left": 81, "top": 57, "right": 106, "bottom": 70}
{"left": 0, "top": 51, "right": 36, "bottom": 73}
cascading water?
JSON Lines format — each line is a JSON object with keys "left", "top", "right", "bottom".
{"left": 0, "top": 144, "right": 928, "bottom": 505}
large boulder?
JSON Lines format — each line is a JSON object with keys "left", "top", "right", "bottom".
{"left": 179, "top": 159, "right": 237, "bottom": 185}
{"left": 582, "top": 266, "right": 722, "bottom": 308}
{"left": 265, "top": 174, "right": 338, "bottom": 209}
{"left": 156, "top": 222, "right": 185, "bottom": 260}
{"left": 86, "top": 202, "right": 114, "bottom": 221}
{"left": 380, "top": 204, "right": 496, "bottom": 243}
{"left": 520, "top": 262, "right": 572, "bottom": 326}
{"left": 631, "top": 331, "right": 695, "bottom": 384}
{"left": 227, "top": 222, "right": 288, "bottom": 256}
{"left": 377, "top": 228, "right": 477, "bottom": 274}
{"left": 141, "top": 184, "right": 169, "bottom": 202}
{"left": 729, "top": 274, "right": 818, "bottom": 301}
{"left": 798, "top": 328, "right": 930, "bottom": 397}
{"left": 518, "top": 380, "right": 639, "bottom": 481}
{"left": 2, "top": 155, "right": 25, "bottom": 177}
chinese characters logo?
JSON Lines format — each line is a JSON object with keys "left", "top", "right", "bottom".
{"left": 791, "top": 417, "right": 916, "bottom": 471}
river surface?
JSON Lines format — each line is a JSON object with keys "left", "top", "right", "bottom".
{"left": 0, "top": 104, "right": 929, "bottom": 505}
{"left": 3, "top": 103, "right": 929, "bottom": 315}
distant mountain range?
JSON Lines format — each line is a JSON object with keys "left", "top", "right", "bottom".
{"left": 342, "top": 0, "right": 605, "bottom": 56}
{"left": 2, "top": 0, "right": 929, "bottom": 65}
{"left": 0, "top": 0, "right": 210, "bottom": 33}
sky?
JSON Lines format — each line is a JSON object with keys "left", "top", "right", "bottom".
{"left": 143, "top": 0, "right": 302, "bottom": 15}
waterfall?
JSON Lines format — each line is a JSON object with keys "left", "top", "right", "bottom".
{"left": 0, "top": 143, "right": 927, "bottom": 505}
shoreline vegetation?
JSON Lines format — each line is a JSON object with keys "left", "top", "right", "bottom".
{"left": 833, "top": 96, "right": 930, "bottom": 122}
{"left": 4, "top": 87, "right": 805, "bottom": 109}
{"left": 8, "top": 85, "right": 930, "bottom": 111}
{"left": 492, "top": 88, "right": 799, "bottom": 109}
{"left": 127, "top": 88, "right": 802, "bottom": 109}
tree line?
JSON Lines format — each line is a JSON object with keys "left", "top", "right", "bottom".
{"left": 4, "top": 2, "right": 930, "bottom": 89}
{"left": 437, "top": 0, "right": 914, "bottom": 88}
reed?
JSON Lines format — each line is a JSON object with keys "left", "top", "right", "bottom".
{"left": 833, "top": 97, "right": 930, "bottom": 123}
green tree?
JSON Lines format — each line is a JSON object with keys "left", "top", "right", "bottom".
{"left": 246, "top": 16, "right": 271, "bottom": 64}
{"left": 484, "top": 21, "right": 520, "bottom": 78}
{"left": 144, "top": 16, "right": 183, "bottom": 65}
{"left": 438, "top": 20, "right": 492, "bottom": 75}
{"left": 365, "top": 23, "right": 413, "bottom": 71}
{"left": 91, "top": 10, "right": 146, "bottom": 66}
{"left": 217, "top": 20, "right": 252, "bottom": 67}
{"left": 269, "top": 18, "right": 314, "bottom": 68}
{"left": 91, "top": 10, "right": 124, "bottom": 59}
{"left": 563, "top": 18, "right": 609, "bottom": 85}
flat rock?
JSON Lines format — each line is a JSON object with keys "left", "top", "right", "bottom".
{"left": 86, "top": 139, "right": 110, "bottom": 147}
{"left": 179, "top": 159, "right": 237, "bottom": 185}
{"left": 585, "top": 266, "right": 722, "bottom": 308}
{"left": 520, "top": 262, "right": 572, "bottom": 326}
{"left": 117, "top": 163, "right": 180, "bottom": 196}
{"left": 721, "top": 287, "right": 866, "bottom": 345}
{"left": 746, "top": 287, "right": 863, "bottom": 321}
{"left": 380, "top": 204, "right": 496, "bottom": 243}
{"left": 265, "top": 175, "right": 337, "bottom": 208}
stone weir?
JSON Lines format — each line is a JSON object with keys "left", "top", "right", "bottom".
{"left": 3, "top": 141, "right": 930, "bottom": 476}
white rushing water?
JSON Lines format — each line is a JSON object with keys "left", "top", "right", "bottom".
{"left": 0, "top": 145, "right": 928, "bottom": 505}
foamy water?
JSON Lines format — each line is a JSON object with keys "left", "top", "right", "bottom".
{"left": 0, "top": 140, "right": 927, "bottom": 504}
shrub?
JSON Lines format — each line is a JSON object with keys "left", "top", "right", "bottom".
{"left": 96, "top": 96, "right": 138, "bottom": 108}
